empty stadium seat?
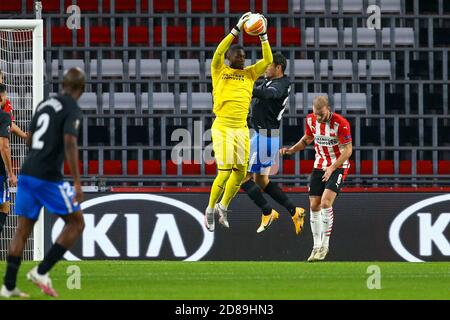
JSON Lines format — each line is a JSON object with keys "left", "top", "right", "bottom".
{"left": 217, "top": 0, "right": 251, "bottom": 12}
{"left": 27, "top": 0, "right": 61, "bottom": 12}
{"left": 438, "top": 161, "right": 450, "bottom": 174}
{"left": 282, "top": 125, "right": 303, "bottom": 145}
{"left": 378, "top": 160, "right": 394, "bottom": 174}
{"left": 283, "top": 160, "right": 295, "bottom": 175}
{"left": 358, "top": 60, "right": 391, "bottom": 78}
{"left": 286, "top": 60, "right": 314, "bottom": 78}
{"left": 104, "top": 160, "right": 122, "bottom": 175}
{"left": 416, "top": 160, "right": 433, "bottom": 175}
{"left": 51, "top": 59, "right": 85, "bottom": 77}
{"left": 281, "top": 27, "right": 301, "bottom": 46}
{"left": 361, "top": 160, "right": 374, "bottom": 174}
{"left": 141, "top": 92, "right": 175, "bottom": 110}
{"left": 333, "top": 93, "right": 367, "bottom": 112}
{"left": 305, "top": 28, "right": 338, "bottom": 46}
{"left": 82, "top": 26, "right": 111, "bottom": 46}
{"left": 321, "top": 60, "right": 353, "bottom": 78}
{"left": 0, "top": 2, "right": 22, "bottom": 12}
{"left": 360, "top": 125, "right": 381, "bottom": 145}
{"left": 90, "top": 59, "right": 123, "bottom": 77}
{"left": 433, "top": 28, "right": 450, "bottom": 46}
{"left": 303, "top": 0, "right": 326, "bottom": 12}
{"left": 77, "top": 92, "right": 98, "bottom": 111}
{"left": 116, "top": 26, "right": 150, "bottom": 45}
{"left": 154, "top": 26, "right": 187, "bottom": 46}
{"left": 368, "top": 0, "right": 401, "bottom": 12}
{"left": 103, "top": 92, "right": 136, "bottom": 111}
{"left": 192, "top": 26, "right": 225, "bottom": 45}
{"left": 344, "top": 28, "right": 376, "bottom": 46}
{"left": 167, "top": 59, "right": 200, "bottom": 77}
{"left": 382, "top": 28, "right": 414, "bottom": 46}
{"left": 300, "top": 160, "right": 314, "bottom": 174}
{"left": 180, "top": 93, "right": 213, "bottom": 110}
{"left": 51, "top": 26, "right": 74, "bottom": 46}
{"left": 330, "top": 0, "right": 363, "bottom": 12}
{"left": 129, "top": 59, "right": 161, "bottom": 78}
{"left": 73, "top": 0, "right": 99, "bottom": 12}
{"left": 142, "top": 160, "right": 163, "bottom": 175}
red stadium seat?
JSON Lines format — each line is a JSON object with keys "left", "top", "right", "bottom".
{"left": 104, "top": 160, "right": 122, "bottom": 175}
{"left": 217, "top": 0, "right": 251, "bottom": 13}
{"left": 178, "top": 0, "right": 212, "bottom": 12}
{"left": 268, "top": 0, "right": 288, "bottom": 13}
{"left": 88, "top": 160, "right": 99, "bottom": 175}
{"left": 378, "top": 160, "right": 394, "bottom": 174}
{"left": 438, "top": 160, "right": 450, "bottom": 174}
{"left": 399, "top": 160, "right": 412, "bottom": 175}
{"left": 127, "top": 160, "right": 138, "bottom": 175}
{"left": 103, "top": 0, "right": 137, "bottom": 12}
{"left": 78, "top": 26, "right": 111, "bottom": 46}
{"left": 347, "top": 160, "right": 356, "bottom": 174}
{"left": 27, "top": 0, "right": 62, "bottom": 12}
{"left": 205, "top": 162, "right": 217, "bottom": 175}
{"left": 182, "top": 163, "right": 201, "bottom": 175}
{"left": 93, "top": 26, "right": 112, "bottom": 46}
{"left": 283, "top": 159, "right": 295, "bottom": 175}
{"left": 51, "top": 26, "right": 73, "bottom": 46}
{"left": 143, "top": 160, "right": 162, "bottom": 175}
{"left": 75, "top": 0, "right": 99, "bottom": 12}
{"left": 116, "top": 26, "right": 149, "bottom": 46}
{"left": 154, "top": 26, "right": 187, "bottom": 46}
{"left": 142, "top": 0, "right": 174, "bottom": 12}
{"left": 243, "top": 27, "right": 277, "bottom": 46}
{"left": 0, "top": 2, "right": 22, "bottom": 11}
{"left": 300, "top": 160, "right": 314, "bottom": 174}
{"left": 63, "top": 161, "right": 83, "bottom": 175}
{"left": 416, "top": 160, "right": 433, "bottom": 175}
{"left": 281, "top": 27, "right": 301, "bottom": 46}
{"left": 361, "top": 160, "right": 373, "bottom": 174}
{"left": 166, "top": 160, "right": 178, "bottom": 175}
{"left": 192, "top": 26, "right": 225, "bottom": 45}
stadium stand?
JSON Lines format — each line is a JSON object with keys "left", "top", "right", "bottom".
{"left": 2, "top": 0, "right": 449, "bottom": 187}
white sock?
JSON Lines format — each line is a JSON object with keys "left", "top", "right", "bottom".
{"left": 321, "top": 207, "right": 334, "bottom": 248}
{"left": 218, "top": 203, "right": 227, "bottom": 210}
{"left": 310, "top": 210, "right": 322, "bottom": 248}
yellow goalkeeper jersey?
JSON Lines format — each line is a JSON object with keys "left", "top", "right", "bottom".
{"left": 211, "top": 33, "right": 272, "bottom": 128}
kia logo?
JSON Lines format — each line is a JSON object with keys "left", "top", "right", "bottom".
{"left": 389, "top": 194, "right": 450, "bottom": 262}
{"left": 51, "top": 194, "right": 214, "bottom": 261}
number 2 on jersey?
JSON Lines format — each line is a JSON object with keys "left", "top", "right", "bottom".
{"left": 32, "top": 113, "right": 50, "bottom": 150}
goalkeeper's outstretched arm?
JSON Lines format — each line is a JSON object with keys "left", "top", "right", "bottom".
{"left": 211, "top": 12, "right": 252, "bottom": 70}
{"left": 253, "top": 33, "right": 273, "bottom": 76}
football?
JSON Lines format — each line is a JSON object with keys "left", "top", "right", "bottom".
{"left": 243, "top": 13, "right": 267, "bottom": 36}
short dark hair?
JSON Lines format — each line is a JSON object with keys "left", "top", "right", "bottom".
{"left": 226, "top": 44, "right": 245, "bottom": 58}
{"left": 273, "top": 52, "right": 287, "bottom": 73}
{"left": 0, "top": 83, "right": 6, "bottom": 94}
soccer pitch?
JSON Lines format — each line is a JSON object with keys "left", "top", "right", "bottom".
{"left": 0, "top": 261, "right": 449, "bottom": 300}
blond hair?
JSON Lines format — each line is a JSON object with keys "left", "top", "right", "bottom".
{"left": 312, "top": 96, "right": 330, "bottom": 110}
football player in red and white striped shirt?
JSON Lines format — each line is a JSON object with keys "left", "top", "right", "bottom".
{"left": 280, "top": 96, "right": 353, "bottom": 262}
{"left": 0, "top": 70, "right": 28, "bottom": 140}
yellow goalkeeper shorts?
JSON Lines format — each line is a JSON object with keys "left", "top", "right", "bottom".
{"left": 211, "top": 120, "right": 250, "bottom": 170}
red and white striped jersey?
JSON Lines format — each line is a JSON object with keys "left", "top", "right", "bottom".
{"left": 305, "top": 112, "right": 352, "bottom": 169}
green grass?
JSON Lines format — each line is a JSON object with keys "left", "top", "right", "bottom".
{"left": 0, "top": 261, "right": 449, "bottom": 300}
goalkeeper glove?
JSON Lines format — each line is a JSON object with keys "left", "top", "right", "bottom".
{"left": 231, "top": 12, "right": 252, "bottom": 36}
{"left": 258, "top": 15, "right": 268, "bottom": 41}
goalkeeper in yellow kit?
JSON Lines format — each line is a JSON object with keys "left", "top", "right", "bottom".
{"left": 204, "top": 12, "right": 273, "bottom": 231}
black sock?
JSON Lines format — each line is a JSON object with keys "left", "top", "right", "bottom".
{"left": 241, "top": 180, "right": 272, "bottom": 215}
{"left": 4, "top": 256, "right": 21, "bottom": 290}
{"left": 264, "top": 181, "right": 296, "bottom": 216}
{"left": 37, "top": 243, "right": 68, "bottom": 275}
{"left": 0, "top": 212, "right": 7, "bottom": 234}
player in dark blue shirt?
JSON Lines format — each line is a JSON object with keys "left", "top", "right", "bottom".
{"left": 1, "top": 68, "right": 86, "bottom": 298}
{"left": 241, "top": 53, "right": 305, "bottom": 235}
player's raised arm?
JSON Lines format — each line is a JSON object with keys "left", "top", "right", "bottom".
{"left": 211, "top": 12, "right": 252, "bottom": 70}
{"left": 251, "top": 16, "right": 273, "bottom": 78}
